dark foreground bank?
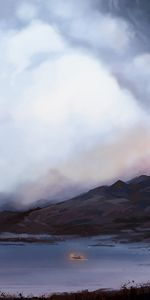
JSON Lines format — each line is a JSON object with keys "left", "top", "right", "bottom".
{"left": 1, "top": 285, "right": 150, "bottom": 300}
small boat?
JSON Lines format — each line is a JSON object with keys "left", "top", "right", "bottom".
{"left": 69, "top": 253, "right": 86, "bottom": 260}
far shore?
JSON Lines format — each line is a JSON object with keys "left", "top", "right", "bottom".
{"left": 0, "top": 229, "right": 150, "bottom": 245}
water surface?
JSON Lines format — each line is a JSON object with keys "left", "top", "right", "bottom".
{"left": 0, "top": 237, "right": 150, "bottom": 296}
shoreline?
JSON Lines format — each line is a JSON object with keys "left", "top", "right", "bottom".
{"left": 0, "top": 230, "right": 149, "bottom": 245}
{"left": 0, "top": 285, "right": 150, "bottom": 299}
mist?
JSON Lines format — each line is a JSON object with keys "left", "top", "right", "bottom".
{"left": 0, "top": 0, "right": 150, "bottom": 209}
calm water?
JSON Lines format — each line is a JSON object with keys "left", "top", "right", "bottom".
{"left": 0, "top": 237, "right": 150, "bottom": 296}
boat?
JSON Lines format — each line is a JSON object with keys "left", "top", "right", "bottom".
{"left": 69, "top": 253, "right": 86, "bottom": 260}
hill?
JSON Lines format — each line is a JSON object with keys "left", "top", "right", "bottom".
{"left": 1, "top": 175, "right": 150, "bottom": 239}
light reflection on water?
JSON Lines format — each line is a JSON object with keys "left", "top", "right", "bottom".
{"left": 0, "top": 237, "right": 149, "bottom": 296}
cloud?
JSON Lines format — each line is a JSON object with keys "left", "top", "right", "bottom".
{"left": 120, "top": 53, "right": 150, "bottom": 108}
{"left": 70, "top": 13, "right": 132, "bottom": 54}
{"left": 62, "top": 125, "right": 150, "bottom": 185}
{"left": 16, "top": 2, "right": 39, "bottom": 22}
{"left": 0, "top": 0, "right": 148, "bottom": 207}
{"left": 15, "top": 124, "right": 150, "bottom": 206}
{"left": 6, "top": 20, "right": 66, "bottom": 75}
{"left": 47, "top": 0, "right": 134, "bottom": 57}
{"left": 47, "top": 0, "right": 90, "bottom": 20}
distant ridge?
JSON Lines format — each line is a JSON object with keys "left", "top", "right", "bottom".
{"left": 128, "top": 175, "right": 150, "bottom": 184}
{"left": 0, "top": 175, "right": 150, "bottom": 237}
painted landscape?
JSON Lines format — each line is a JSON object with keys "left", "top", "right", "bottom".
{"left": 0, "top": 0, "right": 150, "bottom": 299}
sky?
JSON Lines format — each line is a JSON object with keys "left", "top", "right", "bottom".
{"left": 0, "top": 0, "right": 150, "bottom": 209}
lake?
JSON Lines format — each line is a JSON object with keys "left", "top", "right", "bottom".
{"left": 0, "top": 236, "right": 150, "bottom": 296}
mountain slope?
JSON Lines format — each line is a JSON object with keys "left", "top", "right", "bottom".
{"left": 1, "top": 175, "right": 150, "bottom": 236}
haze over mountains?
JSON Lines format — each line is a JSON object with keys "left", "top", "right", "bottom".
{"left": 0, "top": 175, "right": 150, "bottom": 239}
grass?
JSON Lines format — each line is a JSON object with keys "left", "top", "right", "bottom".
{"left": 1, "top": 284, "right": 150, "bottom": 299}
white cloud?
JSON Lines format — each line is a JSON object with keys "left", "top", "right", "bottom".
{"left": 6, "top": 21, "right": 66, "bottom": 75}
{"left": 16, "top": 2, "right": 39, "bottom": 22}
{"left": 0, "top": 0, "right": 148, "bottom": 205}
{"left": 0, "top": 41, "right": 144, "bottom": 193}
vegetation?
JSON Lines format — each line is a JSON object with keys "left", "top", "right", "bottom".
{"left": 1, "top": 284, "right": 150, "bottom": 299}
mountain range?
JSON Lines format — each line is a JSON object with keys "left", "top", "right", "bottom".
{"left": 0, "top": 175, "right": 150, "bottom": 239}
